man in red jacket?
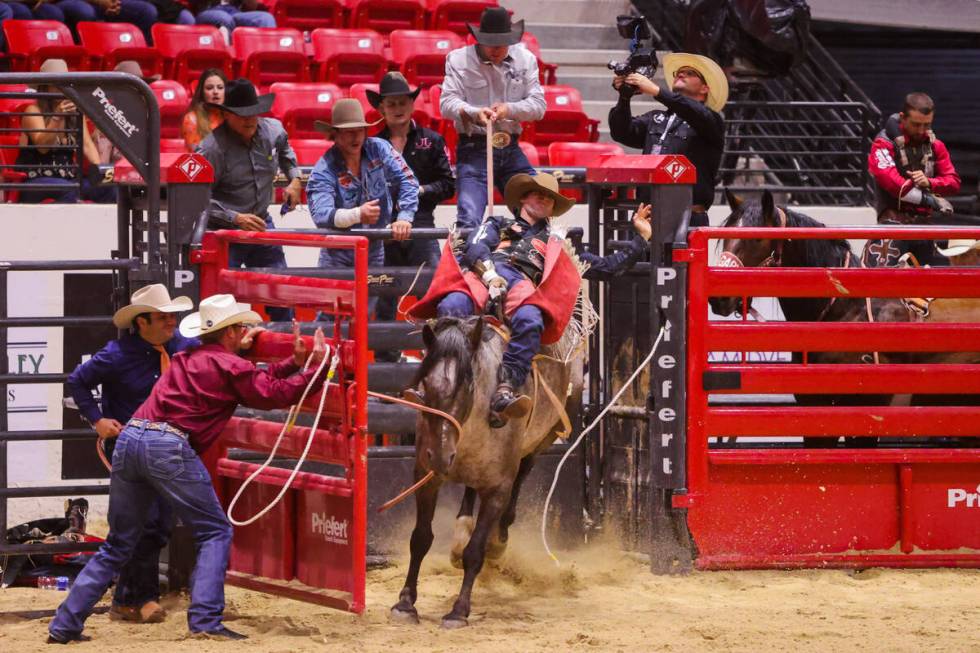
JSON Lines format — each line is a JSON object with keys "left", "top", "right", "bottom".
{"left": 865, "top": 92, "right": 961, "bottom": 267}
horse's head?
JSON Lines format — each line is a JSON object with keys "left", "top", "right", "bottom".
{"left": 710, "top": 190, "right": 784, "bottom": 317}
{"left": 410, "top": 316, "right": 486, "bottom": 475}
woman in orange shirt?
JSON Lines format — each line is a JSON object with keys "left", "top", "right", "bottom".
{"left": 182, "top": 68, "right": 226, "bottom": 151}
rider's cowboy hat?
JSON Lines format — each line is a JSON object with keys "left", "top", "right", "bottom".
{"left": 366, "top": 72, "right": 421, "bottom": 109}
{"left": 314, "top": 98, "right": 382, "bottom": 134}
{"left": 937, "top": 239, "right": 980, "bottom": 258}
{"left": 112, "top": 284, "right": 193, "bottom": 329}
{"left": 179, "top": 294, "right": 262, "bottom": 337}
{"left": 206, "top": 78, "right": 273, "bottom": 116}
{"left": 504, "top": 172, "right": 574, "bottom": 218}
{"left": 662, "top": 52, "right": 729, "bottom": 113}
{"left": 468, "top": 6, "right": 524, "bottom": 47}
{"left": 113, "top": 59, "right": 161, "bottom": 83}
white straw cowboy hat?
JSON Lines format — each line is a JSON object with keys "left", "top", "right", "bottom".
{"left": 504, "top": 172, "right": 575, "bottom": 217}
{"left": 314, "top": 98, "right": 382, "bottom": 134}
{"left": 937, "top": 239, "right": 980, "bottom": 258}
{"left": 112, "top": 283, "right": 193, "bottom": 329}
{"left": 179, "top": 294, "right": 262, "bottom": 337}
{"left": 662, "top": 52, "right": 729, "bottom": 113}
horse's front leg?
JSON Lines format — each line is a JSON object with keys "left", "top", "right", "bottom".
{"left": 441, "top": 485, "right": 510, "bottom": 629}
{"left": 487, "top": 455, "right": 535, "bottom": 559}
{"left": 390, "top": 466, "right": 442, "bottom": 624}
{"left": 450, "top": 486, "right": 477, "bottom": 569}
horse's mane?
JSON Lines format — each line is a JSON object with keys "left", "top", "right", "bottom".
{"left": 412, "top": 317, "right": 478, "bottom": 397}
{"left": 723, "top": 200, "right": 851, "bottom": 267}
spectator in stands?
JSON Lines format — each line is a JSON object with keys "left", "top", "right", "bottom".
{"left": 91, "top": 61, "right": 158, "bottom": 182}
{"left": 65, "top": 284, "right": 199, "bottom": 627}
{"left": 49, "top": 296, "right": 327, "bottom": 644}
{"left": 191, "top": 0, "right": 275, "bottom": 37}
{"left": 440, "top": 6, "right": 544, "bottom": 230}
{"left": 17, "top": 59, "right": 105, "bottom": 203}
{"left": 610, "top": 52, "right": 727, "bottom": 228}
{"left": 182, "top": 68, "right": 226, "bottom": 151}
{"left": 307, "top": 98, "right": 418, "bottom": 275}
{"left": 53, "top": 0, "right": 159, "bottom": 42}
{"left": 864, "top": 92, "right": 962, "bottom": 267}
{"left": 2, "top": 1, "right": 66, "bottom": 26}
{"left": 197, "top": 79, "right": 300, "bottom": 322}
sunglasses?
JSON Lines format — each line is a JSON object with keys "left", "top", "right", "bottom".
{"left": 674, "top": 68, "right": 706, "bottom": 83}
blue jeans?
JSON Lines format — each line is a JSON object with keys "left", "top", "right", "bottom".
{"left": 20, "top": 177, "right": 78, "bottom": 203}
{"left": 5, "top": 0, "right": 65, "bottom": 22}
{"left": 196, "top": 5, "right": 276, "bottom": 32}
{"left": 49, "top": 424, "right": 232, "bottom": 640}
{"left": 113, "top": 497, "right": 171, "bottom": 607}
{"left": 455, "top": 136, "right": 535, "bottom": 230}
{"left": 228, "top": 228, "right": 292, "bottom": 322}
{"left": 436, "top": 262, "right": 543, "bottom": 387}
{"left": 55, "top": 0, "right": 158, "bottom": 41}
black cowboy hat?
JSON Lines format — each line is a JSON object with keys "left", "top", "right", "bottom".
{"left": 206, "top": 78, "right": 274, "bottom": 117}
{"left": 467, "top": 6, "right": 524, "bottom": 47}
{"left": 366, "top": 72, "right": 421, "bottom": 109}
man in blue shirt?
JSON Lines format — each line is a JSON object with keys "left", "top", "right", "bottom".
{"left": 307, "top": 99, "right": 419, "bottom": 269}
{"left": 66, "top": 284, "right": 197, "bottom": 624}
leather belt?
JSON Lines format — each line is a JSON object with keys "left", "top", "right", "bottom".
{"left": 459, "top": 133, "right": 519, "bottom": 143}
{"left": 127, "top": 418, "right": 188, "bottom": 439}
{"left": 692, "top": 204, "right": 708, "bottom": 213}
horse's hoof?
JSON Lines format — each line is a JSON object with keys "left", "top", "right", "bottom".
{"left": 450, "top": 549, "right": 464, "bottom": 569}
{"left": 389, "top": 606, "right": 420, "bottom": 625}
{"left": 440, "top": 615, "right": 468, "bottom": 629}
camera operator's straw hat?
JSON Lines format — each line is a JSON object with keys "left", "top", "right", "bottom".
{"left": 112, "top": 284, "right": 193, "bottom": 329}
{"left": 179, "top": 294, "right": 262, "bottom": 337}
{"left": 662, "top": 52, "right": 728, "bottom": 113}
{"left": 468, "top": 6, "right": 524, "bottom": 47}
{"left": 314, "top": 98, "right": 382, "bottom": 134}
{"left": 937, "top": 239, "right": 980, "bottom": 258}
{"left": 504, "top": 173, "right": 574, "bottom": 217}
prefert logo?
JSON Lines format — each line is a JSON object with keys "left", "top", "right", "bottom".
{"left": 311, "top": 512, "right": 349, "bottom": 545}
{"left": 947, "top": 484, "right": 980, "bottom": 508}
{"left": 91, "top": 87, "right": 140, "bottom": 137}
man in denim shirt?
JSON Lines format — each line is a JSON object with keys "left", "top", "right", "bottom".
{"left": 440, "top": 7, "right": 544, "bottom": 229}
{"left": 307, "top": 99, "right": 419, "bottom": 269}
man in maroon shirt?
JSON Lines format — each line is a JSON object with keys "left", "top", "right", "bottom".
{"left": 865, "top": 92, "right": 962, "bottom": 267}
{"left": 49, "top": 294, "right": 326, "bottom": 644}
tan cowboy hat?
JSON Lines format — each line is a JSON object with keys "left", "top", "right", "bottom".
{"left": 113, "top": 283, "right": 193, "bottom": 329}
{"left": 179, "top": 294, "right": 262, "bottom": 337}
{"left": 314, "top": 98, "right": 382, "bottom": 134}
{"left": 504, "top": 173, "right": 575, "bottom": 218}
{"left": 113, "top": 59, "right": 161, "bottom": 83}
{"left": 32, "top": 59, "right": 69, "bottom": 89}
{"left": 662, "top": 52, "right": 729, "bottom": 113}
{"left": 937, "top": 239, "right": 980, "bottom": 258}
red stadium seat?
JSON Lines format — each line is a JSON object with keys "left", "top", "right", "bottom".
{"left": 2, "top": 20, "right": 90, "bottom": 72}
{"left": 269, "top": 82, "right": 343, "bottom": 140}
{"left": 518, "top": 140, "right": 539, "bottom": 167}
{"left": 426, "top": 0, "right": 496, "bottom": 35}
{"left": 310, "top": 28, "right": 387, "bottom": 87}
{"left": 349, "top": 0, "right": 426, "bottom": 35}
{"left": 523, "top": 85, "right": 599, "bottom": 163}
{"left": 0, "top": 84, "right": 34, "bottom": 130}
{"left": 290, "top": 138, "right": 332, "bottom": 165}
{"left": 233, "top": 27, "right": 309, "bottom": 92}
{"left": 160, "top": 138, "right": 190, "bottom": 153}
{"left": 389, "top": 29, "right": 462, "bottom": 87}
{"left": 271, "top": 0, "right": 347, "bottom": 32}
{"left": 428, "top": 83, "right": 456, "bottom": 159}
{"left": 463, "top": 31, "right": 557, "bottom": 84}
{"left": 150, "top": 80, "right": 190, "bottom": 140}
{"left": 547, "top": 141, "right": 624, "bottom": 168}
{"left": 77, "top": 21, "right": 163, "bottom": 77}
{"left": 151, "top": 24, "right": 233, "bottom": 87}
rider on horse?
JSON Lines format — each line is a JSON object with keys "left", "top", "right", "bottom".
{"left": 409, "top": 172, "right": 652, "bottom": 427}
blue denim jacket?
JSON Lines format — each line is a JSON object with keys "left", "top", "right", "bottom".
{"left": 307, "top": 137, "right": 419, "bottom": 267}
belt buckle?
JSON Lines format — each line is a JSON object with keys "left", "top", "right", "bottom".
{"left": 490, "top": 132, "right": 511, "bottom": 150}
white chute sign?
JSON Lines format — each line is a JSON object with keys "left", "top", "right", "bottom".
{"left": 947, "top": 485, "right": 980, "bottom": 509}
{"left": 91, "top": 87, "right": 140, "bottom": 138}
{"left": 311, "top": 512, "right": 349, "bottom": 545}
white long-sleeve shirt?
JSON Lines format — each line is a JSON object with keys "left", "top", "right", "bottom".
{"left": 439, "top": 44, "right": 545, "bottom": 136}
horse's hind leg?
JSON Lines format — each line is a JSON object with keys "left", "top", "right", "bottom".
{"left": 442, "top": 485, "right": 510, "bottom": 629}
{"left": 451, "top": 486, "right": 477, "bottom": 569}
{"left": 390, "top": 468, "right": 442, "bottom": 624}
{"left": 487, "top": 455, "right": 535, "bottom": 560}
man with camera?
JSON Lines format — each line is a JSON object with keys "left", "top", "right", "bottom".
{"left": 609, "top": 52, "right": 728, "bottom": 227}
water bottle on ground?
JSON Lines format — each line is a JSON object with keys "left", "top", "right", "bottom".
{"left": 37, "top": 576, "right": 57, "bottom": 590}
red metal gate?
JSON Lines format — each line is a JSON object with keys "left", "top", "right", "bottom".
{"left": 192, "top": 230, "right": 369, "bottom": 612}
{"left": 680, "top": 225, "right": 980, "bottom": 569}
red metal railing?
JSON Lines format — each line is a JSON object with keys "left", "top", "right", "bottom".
{"left": 680, "top": 226, "right": 980, "bottom": 569}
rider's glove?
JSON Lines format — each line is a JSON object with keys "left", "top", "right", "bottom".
{"left": 922, "top": 192, "right": 954, "bottom": 215}
{"left": 483, "top": 270, "right": 507, "bottom": 300}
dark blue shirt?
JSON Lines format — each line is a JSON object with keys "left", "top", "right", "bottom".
{"left": 66, "top": 331, "right": 199, "bottom": 425}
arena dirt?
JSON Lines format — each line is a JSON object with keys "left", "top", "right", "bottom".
{"left": 2, "top": 530, "right": 979, "bottom": 653}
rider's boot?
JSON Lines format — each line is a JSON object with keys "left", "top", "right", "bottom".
{"left": 489, "top": 368, "right": 531, "bottom": 428}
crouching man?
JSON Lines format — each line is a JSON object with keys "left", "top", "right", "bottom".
{"left": 48, "top": 295, "right": 326, "bottom": 644}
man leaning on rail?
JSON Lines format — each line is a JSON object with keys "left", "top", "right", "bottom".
{"left": 48, "top": 296, "right": 327, "bottom": 644}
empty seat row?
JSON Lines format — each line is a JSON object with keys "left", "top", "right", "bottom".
{"left": 265, "top": 0, "right": 497, "bottom": 36}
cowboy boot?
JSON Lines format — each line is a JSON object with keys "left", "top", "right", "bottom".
{"left": 489, "top": 369, "right": 531, "bottom": 428}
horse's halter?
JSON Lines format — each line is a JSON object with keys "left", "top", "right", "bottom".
{"left": 718, "top": 207, "right": 789, "bottom": 269}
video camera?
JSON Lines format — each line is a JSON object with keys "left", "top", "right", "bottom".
{"left": 607, "top": 15, "right": 658, "bottom": 99}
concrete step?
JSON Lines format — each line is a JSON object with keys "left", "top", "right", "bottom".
{"left": 542, "top": 47, "right": 629, "bottom": 67}
{"left": 526, "top": 22, "right": 624, "bottom": 50}
{"left": 558, "top": 72, "right": 619, "bottom": 101}
{"left": 500, "top": 0, "right": 632, "bottom": 25}
{"left": 583, "top": 99, "right": 665, "bottom": 129}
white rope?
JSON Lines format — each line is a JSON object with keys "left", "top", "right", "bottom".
{"left": 226, "top": 347, "right": 340, "bottom": 527}
{"left": 540, "top": 325, "right": 666, "bottom": 565}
